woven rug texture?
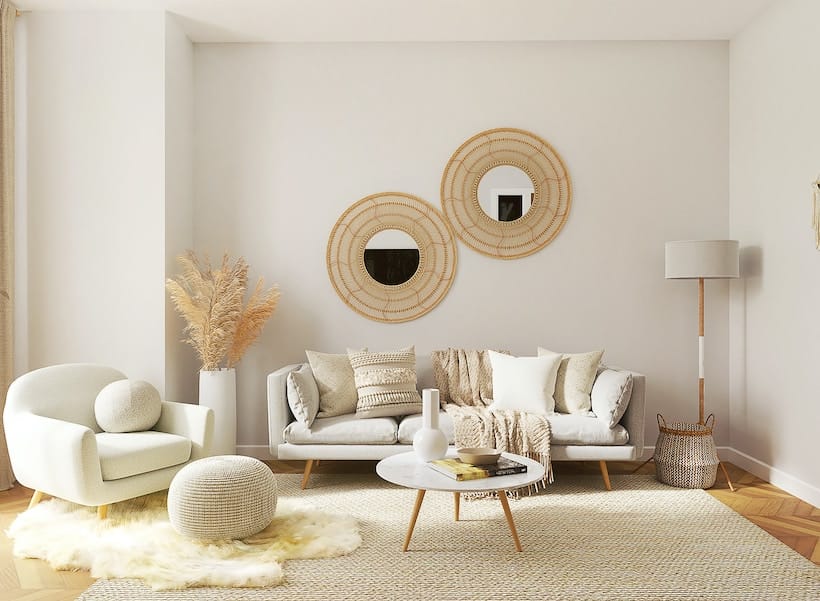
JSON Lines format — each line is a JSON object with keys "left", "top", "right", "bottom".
{"left": 79, "top": 473, "right": 819, "bottom": 601}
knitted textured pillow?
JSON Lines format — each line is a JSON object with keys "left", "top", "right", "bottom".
{"left": 348, "top": 346, "right": 422, "bottom": 418}
{"left": 94, "top": 379, "right": 162, "bottom": 433}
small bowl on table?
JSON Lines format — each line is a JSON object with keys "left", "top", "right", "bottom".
{"left": 456, "top": 447, "right": 501, "bottom": 465}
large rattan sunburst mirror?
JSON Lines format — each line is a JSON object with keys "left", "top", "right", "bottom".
{"left": 441, "top": 127, "right": 572, "bottom": 259}
{"left": 327, "top": 192, "right": 457, "bottom": 323}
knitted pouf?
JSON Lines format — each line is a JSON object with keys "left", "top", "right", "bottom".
{"left": 167, "top": 455, "right": 277, "bottom": 540}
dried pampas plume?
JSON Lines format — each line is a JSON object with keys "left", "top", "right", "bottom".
{"left": 166, "top": 251, "right": 279, "bottom": 371}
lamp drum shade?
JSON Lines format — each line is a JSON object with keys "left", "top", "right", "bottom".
{"left": 665, "top": 240, "right": 739, "bottom": 279}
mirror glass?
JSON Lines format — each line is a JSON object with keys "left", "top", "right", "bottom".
{"left": 364, "top": 229, "right": 420, "bottom": 285}
{"left": 476, "top": 165, "right": 535, "bottom": 222}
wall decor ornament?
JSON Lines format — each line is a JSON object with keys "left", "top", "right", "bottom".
{"left": 441, "top": 127, "right": 572, "bottom": 259}
{"left": 327, "top": 192, "right": 457, "bottom": 323}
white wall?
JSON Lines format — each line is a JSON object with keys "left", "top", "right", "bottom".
{"left": 729, "top": 0, "right": 820, "bottom": 505}
{"left": 23, "top": 11, "right": 166, "bottom": 389}
{"left": 194, "top": 42, "right": 731, "bottom": 451}
{"left": 164, "top": 14, "right": 197, "bottom": 403}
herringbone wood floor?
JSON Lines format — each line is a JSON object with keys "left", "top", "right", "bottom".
{"left": 0, "top": 461, "right": 817, "bottom": 600}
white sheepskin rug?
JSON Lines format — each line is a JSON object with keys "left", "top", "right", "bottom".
{"left": 6, "top": 492, "right": 361, "bottom": 590}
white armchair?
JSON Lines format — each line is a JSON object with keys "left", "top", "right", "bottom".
{"left": 3, "top": 364, "right": 213, "bottom": 517}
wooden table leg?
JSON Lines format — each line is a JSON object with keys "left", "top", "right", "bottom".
{"left": 403, "top": 489, "right": 426, "bottom": 552}
{"left": 453, "top": 492, "right": 460, "bottom": 521}
{"left": 497, "top": 490, "right": 522, "bottom": 552}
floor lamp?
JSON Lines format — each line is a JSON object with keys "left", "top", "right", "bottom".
{"left": 664, "top": 239, "right": 739, "bottom": 490}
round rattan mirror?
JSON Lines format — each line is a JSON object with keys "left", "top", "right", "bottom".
{"left": 441, "top": 127, "right": 572, "bottom": 259}
{"left": 327, "top": 192, "right": 457, "bottom": 323}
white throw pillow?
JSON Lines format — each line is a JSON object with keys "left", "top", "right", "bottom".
{"left": 538, "top": 347, "right": 604, "bottom": 414}
{"left": 306, "top": 349, "right": 364, "bottom": 417}
{"left": 94, "top": 379, "right": 162, "bottom": 433}
{"left": 487, "top": 350, "right": 562, "bottom": 414}
{"left": 348, "top": 346, "right": 422, "bottom": 418}
{"left": 286, "top": 363, "right": 320, "bottom": 427}
{"left": 591, "top": 369, "right": 634, "bottom": 428}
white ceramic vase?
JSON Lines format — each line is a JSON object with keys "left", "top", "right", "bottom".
{"left": 199, "top": 368, "right": 236, "bottom": 456}
{"left": 413, "top": 388, "right": 447, "bottom": 462}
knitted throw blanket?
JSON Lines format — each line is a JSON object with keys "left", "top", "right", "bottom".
{"left": 432, "top": 349, "right": 553, "bottom": 493}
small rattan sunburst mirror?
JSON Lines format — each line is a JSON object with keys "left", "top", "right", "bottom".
{"left": 327, "top": 192, "right": 457, "bottom": 323}
{"left": 441, "top": 127, "right": 572, "bottom": 259}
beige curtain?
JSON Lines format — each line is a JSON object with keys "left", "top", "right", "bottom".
{"left": 0, "top": 0, "right": 16, "bottom": 491}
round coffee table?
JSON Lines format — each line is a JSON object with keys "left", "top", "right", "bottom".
{"left": 376, "top": 451, "right": 545, "bottom": 552}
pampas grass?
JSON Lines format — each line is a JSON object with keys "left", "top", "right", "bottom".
{"left": 166, "top": 251, "right": 280, "bottom": 371}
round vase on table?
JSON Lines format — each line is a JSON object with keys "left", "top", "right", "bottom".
{"left": 413, "top": 388, "right": 447, "bottom": 462}
{"left": 199, "top": 368, "right": 236, "bottom": 456}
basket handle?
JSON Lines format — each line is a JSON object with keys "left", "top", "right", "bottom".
{"left": 657, "top": 413, "right": 667, "bottom": 429}
{"left": 704, "top": 413, "right": 716, "bottom": 430}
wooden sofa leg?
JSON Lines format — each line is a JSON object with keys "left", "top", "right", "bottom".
{"left": 28, "top": 490, "right": 44, "bottom": 509}
{"left": 599, "top": 461, "right": 612, "bottom": 491}
{"left": 97, "top": 504, "right": 109, "bottom": 519}
{"left": 301, "top": 459, "right": 315, "bottom": 490}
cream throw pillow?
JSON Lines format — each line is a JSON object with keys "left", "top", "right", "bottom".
{"left": 94, "top": 379, "right": 162, "bottom": 433}
{"left": 487, "top": 350, "right": 562, "bottom": 414}
{"left": 538, "top": 347, "right": 604, "bottom": 414}
{"left": 286, "top": 363, "right": 320, "bottom": 427}
{"left": 591, "top": 369, "right": 634, "bottom": 428}
{"left": 348, "top": 346, "right": 422, "bottom": 418}
{"left": 306, "top": 350, "right": 362, "bottom": 417}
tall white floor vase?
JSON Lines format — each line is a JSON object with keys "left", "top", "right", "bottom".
{"left": 199, "top": 368, "right": 236, "bottom": 456}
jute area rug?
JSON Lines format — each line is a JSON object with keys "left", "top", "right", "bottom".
{"left": 79, "top": 473, "right": 819, "bottom": 601}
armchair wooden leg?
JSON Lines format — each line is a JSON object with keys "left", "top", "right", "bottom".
{"left": 599, "top": 460, "right": 612, "bottom": 491}
{"left": 28, "top": 490, "right": 44, "bottom": 509}
{"left": 97, "top": 504, "right": 109, "bottom": 519}
{"left": 301, "top": 459, "right": 315, "bottom": 490}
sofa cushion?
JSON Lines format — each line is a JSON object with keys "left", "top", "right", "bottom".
{"left": 547, "top": 413, "right": 628, "bottom": 446}
{"left": 538, "top": 347, "right": 604, "bottom": 414}
{"left": 306, "top": 350, "right": 361, "bottom": 418}
{"left": 397, "top": 411, "right": 456, "bottom": 444}
{"left": 283, "top": 414, "right": 398, "bottom": 445}
{"left": 348, "top": 347, "right": 422, "bottom": 418}
{"left": 591, "top": 369, "right": 634, "bottom": 429}
{"left": 487, "top": 350, "right": 562, "bottom": 414}
{"left": 286, "top": 363, "right": 320, "bottom": 427}
{"left": 96, "top": 431, "right": 192, "bottom": 481}
{"left": 94, "top": 379, "right": 162, "bottom": 433}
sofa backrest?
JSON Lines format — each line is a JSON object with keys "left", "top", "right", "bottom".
{"left": 4, "top": 363, "right": 126, "bottom": 432}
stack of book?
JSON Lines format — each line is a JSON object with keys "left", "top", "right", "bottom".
{"left": 428, "top": 457, "right": 527, "bottom": 481}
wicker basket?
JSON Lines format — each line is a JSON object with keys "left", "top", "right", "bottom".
{"left": 654, "top": 414, "right": 719, "bottom": 489}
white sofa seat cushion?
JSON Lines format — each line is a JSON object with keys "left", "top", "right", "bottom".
{"left": 548, "top": 413, "right": 628, "bottom": 446}
{"left": 397, "top": 411, "right": 456, "bottom": 445}
{"left": 283, "top": 414, "right": 398, "bottom": 445}
{"left": 96, "top": 431, "right": 192, "bottom": 481}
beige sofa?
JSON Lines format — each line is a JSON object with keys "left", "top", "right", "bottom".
{"left": 267, "top": 360, "right": 645, "bottom": 490}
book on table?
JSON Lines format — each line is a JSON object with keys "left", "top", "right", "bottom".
{"left": 428, "top": 457, "right": 528, "bottom": 481}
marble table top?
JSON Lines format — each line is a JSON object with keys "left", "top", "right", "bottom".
{"left": 376, "top": 450, "right": 545, "bottom": 492}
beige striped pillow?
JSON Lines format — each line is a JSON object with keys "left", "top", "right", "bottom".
{"left": 348, "top": 347, "right": 422, "bottom": 418}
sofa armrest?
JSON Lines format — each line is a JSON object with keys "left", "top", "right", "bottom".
{"left": 154, "top": 401, "right": 214, "bottom": 461}
{"left": 267, "top": 364, "right": 303, "bottom": 458}
{"left": 619, "top": 370, "right": 646, "bottom": 458}
{"left": 6, "top": 413, "right": 103, "bottom": 502}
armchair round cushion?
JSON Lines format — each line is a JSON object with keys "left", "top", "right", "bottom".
{"left": 94, "top": 379, "right": 162, "bottom": 433}
{"left": 167, "top": 455, "right": 278, "bottom": 540}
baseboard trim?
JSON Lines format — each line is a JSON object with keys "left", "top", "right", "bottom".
{"left": 642, "top": 445, "right": 819, "bottom": 508}
{"left": 721, "top": 447, "right": 820, "bottom": 508}
{"left": 235, "top": 445, "right": 274, "bottom": 460}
